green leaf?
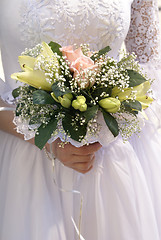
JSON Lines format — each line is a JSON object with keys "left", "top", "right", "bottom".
{"left": 33, "top": 90, "right": 56, "bottom": 104}
{"left": 81, "top": 105, "right": 98, "bottom": 122}
{"left": 35, "top": 118, "right": 58, "bottom": 149}
{"left": 52, "top": 82, "right": 71, "bottom": 98}
{"left": 91, "top": 46, "right": 111, "bottom": 61}
{"left": 127, "top": 69, "right": 146, "bottom": 87}
{"left": 122, "top": 100, "right": 142, "bottom": 112}
{"left": 62, "top": 114, "right": 87, "bottom": 142}
{"left": 12, "top": 87, "right": 21, "bottom": 98}
{"left": 102, "top": 110, "right": 119, "bottom": 137}
{"left": 49, "top": 41, "right": 62, "bottom": 56}
{"left": 28, "top": 86, "right": 37, "bottom": 91}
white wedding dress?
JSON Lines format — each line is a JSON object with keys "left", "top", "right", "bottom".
{"left": 1, "top": 0, "right": 161, "bottom": 239}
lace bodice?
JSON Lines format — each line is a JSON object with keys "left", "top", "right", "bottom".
{"left": 19, "top": 0, "right": 131, "bottom": 54}
{"left": 0, "top": 0, "right": 160, "bottom": 90}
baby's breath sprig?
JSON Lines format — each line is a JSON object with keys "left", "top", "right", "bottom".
{"left": 21, "top": 44, "right": 42, "bottom": 58}
{"left": 116, "top": 112, "right": 142, "bottom": 141}
{"left": 80, "top": 43, "right": 92, "bottom": 57}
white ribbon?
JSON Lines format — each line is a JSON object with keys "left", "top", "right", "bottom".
{"left": 71, "top": 217, "right": 85, "bottom": 240}
{"left": 0, "top": 106, "right": 16, "bottom": 111}
{"left": 49, "top": 144, "right": 85, "bottom": 240}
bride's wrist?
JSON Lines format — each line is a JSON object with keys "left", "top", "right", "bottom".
{"left": 45, "top": 142, "right": 50, "bottom": 153}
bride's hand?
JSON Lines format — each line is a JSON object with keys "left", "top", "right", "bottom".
{"left": 50, "top": 138, "right": 102, "bottom": 174}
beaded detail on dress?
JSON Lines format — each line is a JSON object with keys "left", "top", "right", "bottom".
{"left": 19, "top": 0, "right": 128, "bottom": 51}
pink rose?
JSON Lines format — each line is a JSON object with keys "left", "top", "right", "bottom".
{"left": 60, "top": 45, "right": 97, "bottom": 88}
{"left": 60, "top": 46, "right": 84, "bottom": 66}
{"left": 71, "top": 55, "right": 97, "bottom": 88}
{"left": 70, "top": 55, "right": 97, "bottom": 77}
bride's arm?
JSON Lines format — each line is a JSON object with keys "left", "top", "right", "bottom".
{"left": 0, "top": 98, "right": 101, "bottom": 173}
{"left": 0, "top": 98, "right": 32, "bottom": 141}
{"left": 0, "top": 98, "right": 37, "bottom": 149}
{"left": 125, "top": 0, "right": 160, "bottom": 63}
{"left": 125, "top": 0, "right": 161, "bottom": 100}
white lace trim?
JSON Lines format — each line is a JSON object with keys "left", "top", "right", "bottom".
{"left": 48, "top": 111, "right": 116, "bottom": 147}
{"left": 13, "top": 116, "right": 36, "bottom": 140}
{"left": 13, "top": 111, "right": 116, "bottom": 147}
{"left": 13, "top": 108, "right": 151, "bottom": 148}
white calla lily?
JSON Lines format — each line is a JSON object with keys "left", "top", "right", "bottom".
{"left": 11, "top": 70, "right": 52, "bottom": 91}
{"left": 112, "top": 81, "right": 153, "bottom": 109}
{"left": 11, "top": 42, "right": 60, "bottom": 91}
{"left": 18, "top": 56, "right": 36, "bottom": 71}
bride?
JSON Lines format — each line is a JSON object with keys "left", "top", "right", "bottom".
{"left": 1, "top": 0, "right": 161, "bottom": 239}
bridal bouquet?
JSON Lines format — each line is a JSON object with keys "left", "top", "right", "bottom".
{"left": 11, "top": 41, "right": 153, "bottom": 149}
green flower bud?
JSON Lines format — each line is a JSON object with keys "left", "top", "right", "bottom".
{"left": 79, "top": 103, "right": 87, "bottom": 112}
{"left": 51, "top": 92, "right": 59, "bottom": 102}
{"left": 99, "top": 97, "right": 121, "bottom": 113}
{"left": 77, "top": 96, "right": 86, "bottom": 104}
{"left": 72, "top": 99, "right": 80, "bottom": 109}
{"left": 72, "top": 95, "right": 87, "bottom": 112}
{"left": 58, "top": 95, "right": 71, "bottom": 108}
{"left": 64, "top": 93, "right": 73, "bottom": 100}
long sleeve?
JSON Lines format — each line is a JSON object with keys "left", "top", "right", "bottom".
{"left": 0, "top": 46, "right": 14, "bottom": 102}
{"left": 125, "top": 0, "right": 161, "bottom": 129}
{"left": 125, "top": 0, "right": 160, "bottom": 64}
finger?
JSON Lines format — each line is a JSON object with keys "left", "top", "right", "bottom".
{"left": 63, "top": 153, "right": 95, "bottom": 164}
{"left": 66, "top": 159, "right": 94, "bottom": 173}
{"left": 53, "top": 138, "right": 102, "bottom": 157}
{"left": 71, "top": 165, "right": 93, "bottom": 174}
{"left": 73, "top": 159, "right": 95, "bottom": 171}
{"left": 52, "top": 139, "right": 100, "bottom": 169}
{"left": 64, "top": 156, "right": 95, "bottom": 172}
{"left": 70, "top": 142, "right": 102, "bottom": 156}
